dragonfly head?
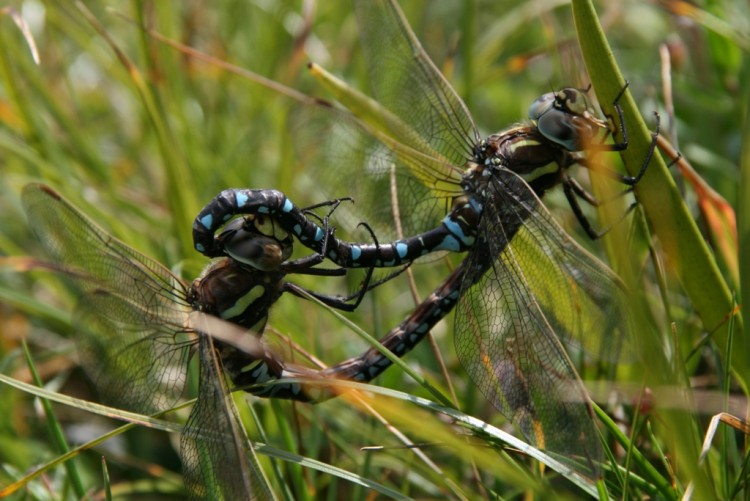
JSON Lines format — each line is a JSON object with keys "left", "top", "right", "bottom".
{"left": 529, "top": 88, "right": 609, "bottom": 152}
{"left": 216, "top": 216, "right": 293, "bottom": 271}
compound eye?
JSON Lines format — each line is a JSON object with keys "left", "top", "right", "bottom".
{"left": 528, "top": 92, "right": 557, "bottom": 121}
{"left": 536, "top": 107, "right": 578, "bottom": 151}
{"left": 220, "top": 227, "right": 284, "bottom": 271}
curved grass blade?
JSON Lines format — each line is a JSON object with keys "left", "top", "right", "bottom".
{"left": 572, "top": 0, "right": 743, "bottom": 373}
{"left": 572, "top": 1, "right": 738, "bottom": 497}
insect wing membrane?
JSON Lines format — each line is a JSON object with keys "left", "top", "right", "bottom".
{"left": 182, "top": 335, "right": 273, "bottom": 501}
{"left": 292, "top": 94, "right": 460, "bottom": 245}
{"left": 487, "top": 170, "right": 633, "bottom": 362}
{"left": 293, "top": 0, "right": 475, "bottom": 243}
{"left": 456, "top": 170, "right": 632, "bottom": 474}
{"left": 353, "top": 0, "right": 479, "bottom": 166}
{"left": 21, "top": 183, "right": 192, "bottom": 412}
{"left": 74, "top": 288, "right": 191, "bottom": 413}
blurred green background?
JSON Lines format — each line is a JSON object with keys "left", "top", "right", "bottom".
{"left": 0, "top": 0, "right": 746, "bottom": 499}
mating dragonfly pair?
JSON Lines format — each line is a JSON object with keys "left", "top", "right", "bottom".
{"left": 24, "top": 0, "right": 656, "bottom": 498}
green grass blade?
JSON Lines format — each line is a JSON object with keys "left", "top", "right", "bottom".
{"left": 254, "top": 442, "right": 413, "bottom": 501}
{"left": 572, "top": 1, "right": 739, "bottom": 497}
{"left": 0, "top": 373, "right": 184, "bottom": 433}
{"left": 22, "top": 341, "right": 86, "bottom": 498}
{"left": 739, "top": 80, "right": 750, "bottom": 382}
{"left": 572, "top": 0, "right": 743, "bottom": 377}
{"left": 75, "top": 2, "right": 197, "bottom": 256}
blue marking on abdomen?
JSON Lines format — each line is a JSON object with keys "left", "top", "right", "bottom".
{"left": 351, "top": 245, "right": 362, "bottom": 261}
{"left": 442, "top": 218, "right": 467, "bottom": 241}
{"left": 282, "top": 198, "right": 293, "bottom": 213}
{"left": 236, "top": 192, "right": 249, "bottom": 207}
{"left": 395, "top": 242, "right": 408, "bottom": 258}
{"left": 436, "top": 234, "right": 462, "bottom": 252}
{"left": 200, "top": 214, "right": 213, "bottom": 229}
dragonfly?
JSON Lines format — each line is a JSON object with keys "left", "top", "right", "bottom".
{"left": 21, "top": 183, "right": 394, "bottom": 500}
{"left": 190, "top": 0, "right": 658, "bottom": 476}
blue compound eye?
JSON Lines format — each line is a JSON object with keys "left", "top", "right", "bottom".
{"left": 528, "top": 92, "right": 557, "bottom": 121}
{"left": 536, "top": 106, "right": 578, "bottom": 150}
{"left": 529, "top": 88, "right": 595, "bottom": 151}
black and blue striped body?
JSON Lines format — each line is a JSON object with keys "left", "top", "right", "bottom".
{"left": 236, "top": 262, "right": 466, "bottom": 402}
{"left": 193, "top": 187, "right": 479, "bottom": 268}
{"left": 23, "top": 184, "right": 401, "bottom": 499}
{"left": 193, "top": 121, "right": 572, "bottom": 270}
{"left": 21, "top": 184, "right": 471, "bottom": 415}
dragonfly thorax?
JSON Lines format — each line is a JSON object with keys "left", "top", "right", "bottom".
{"left": 478, "top": 127, "right": 570, "bottom": 198}
{"left": 189, "top": 258, "right": 284, "bottom": 333}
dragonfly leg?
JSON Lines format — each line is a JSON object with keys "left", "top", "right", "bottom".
{"left": 562, "top": 175, "right": 637, "bottom": 240}
{"left": 300, "top": 197, "right": 354, "bottom": 215}
{"left": 586, "top": 83, "right": 661, "bottom": 186}
{"left": 562, "top": 108, "right": 658, "bottom": 240}
{"left": 282, "top": 220, "right": 404, "bottom": 311}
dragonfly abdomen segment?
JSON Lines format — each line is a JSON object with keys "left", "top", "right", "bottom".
{"left": 194, "top": 188, "right": 481, "bottom": 268}
{"left": 232, "top": 264, "right": 465, "bottom": 403}
{"left": 193, "top": 189, "right": 322, "bottom": 255}
{"left": 326, "top": 268, "right": 463, "bottom": 385}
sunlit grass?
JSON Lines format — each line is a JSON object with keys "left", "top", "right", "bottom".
{"left": 0, "top": 0, "right": 747, "bottom": 499}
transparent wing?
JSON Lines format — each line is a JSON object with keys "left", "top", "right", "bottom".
{"left": 353, "top": 0, "right": 480, "bottom": 165}
{"left": 22, "top": 183, "right": 191, "bottom": 413}
{"left": 182, "top": 335, "right": 273, "bottom": 501}
{"left": 485, "top": 171, "right": 632, "bottom": 362}
{"left": 74, "top": 291, "right": 191, "bottom": 413}
{"left": 24, "top": 184, "right": 272, "bottom": 497}
{"left": 456, "top": 170, "right": 632, "bottom": 475}
{"left": 292, "top": 102, "right": 462, "bottom": 242}
{"left": 294, "top": 0, "right": 478, "bottom": 241}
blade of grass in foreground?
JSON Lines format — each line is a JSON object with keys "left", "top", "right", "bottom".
{"left": 572, "top": 0, "right": 743, "bottom": 376}
{"left": 0, "top": 372, "right": 413, "bottom": 499}
{"left": 22, "top": 341, "right": 86, "bottom": 499}
{"left": 572, "top": 1, "right": 735, "bottom": 498}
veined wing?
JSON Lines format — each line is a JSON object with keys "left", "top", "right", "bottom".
{"left": 292, "top": 97, "right": 463, "bottom": 244}
{"left": 455, "top": 170, "right": 633, "bottom": 475}
{"left": 24, "top": 184, "right": 273, "bottom": 498}
{"left": 182, "top": 335, "right": 274, "bottom": 501}
{"left": 353, "top": 0, "right": 480, "bottom": 166}
{"left": 294, "top": 0, "right": 478, "bottom": 241}
{"left": 22, "top": 184, "right": 192, "bottom": 413}
{"left": 486, "top": 170, "right": 633, "bottom": 363}
{"left": 73, "top": 289, "right": 191, "bottom": 414}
